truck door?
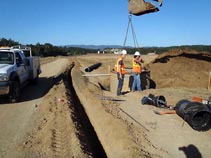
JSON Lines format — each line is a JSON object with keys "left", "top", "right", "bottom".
{"left": 15, "top": 52, "right": 29, "bottom": 83}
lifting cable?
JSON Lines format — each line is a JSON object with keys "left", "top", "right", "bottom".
{"left": 123, "top": 15, "right": 140, "bottom": 48}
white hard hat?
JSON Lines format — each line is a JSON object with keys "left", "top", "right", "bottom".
{"left": 134, "top": 51, "right": 140, "bottom": 56}
{"left": 121, "top": 50, "right": 127, "bottom": 55}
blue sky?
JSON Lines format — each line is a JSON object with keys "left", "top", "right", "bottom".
{"left": 0, "top": 0, "right": 211, "bottom": 47}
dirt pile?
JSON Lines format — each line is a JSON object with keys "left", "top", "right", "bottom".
{"left": 149, "top": 49, "right": 211, "bottom": 88}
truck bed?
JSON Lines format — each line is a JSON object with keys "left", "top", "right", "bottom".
{"left": 27, "top": 56, "right": 41, "bottom": 79}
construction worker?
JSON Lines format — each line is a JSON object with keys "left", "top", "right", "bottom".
{"left": 132, "top": 51, "right": 144, "bottom": 92}
{"left": 114, "top": 50, "right": 127, "bottom": 96}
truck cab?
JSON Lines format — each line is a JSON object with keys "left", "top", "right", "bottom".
{"left": 0, "top": 46, "right": 41, "bottom": 102}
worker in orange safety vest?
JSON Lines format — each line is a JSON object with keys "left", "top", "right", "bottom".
{"left": 114, "top": 50, "right": 127, "bottom": 96}
{"left": 132, "top": 51, "right": 144, "bottom": 92}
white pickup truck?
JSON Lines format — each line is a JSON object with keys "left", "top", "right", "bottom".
{"left": 0, "top": 46, "right": 41, "bottom": 102}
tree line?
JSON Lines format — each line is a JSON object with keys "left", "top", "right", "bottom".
{"left": 0, "top": 38, "right": 96, "bottom": 57}
{"left": 0, "top": 38, "right": 211, "bottom": 57}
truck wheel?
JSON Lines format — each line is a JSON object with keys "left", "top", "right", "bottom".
{"left": 8, "top": 81, "right": 21, "bottom": 103}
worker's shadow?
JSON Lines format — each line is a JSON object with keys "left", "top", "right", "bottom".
{"left": 179, "top": 144, "right": 202, "bottom": 158}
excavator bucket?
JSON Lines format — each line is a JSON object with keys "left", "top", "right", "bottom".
{"left": 128, "top": 0, "right": 160, "bottom": 16}
{"left": 153, "top": 0, "right": 163, "bottom": 6}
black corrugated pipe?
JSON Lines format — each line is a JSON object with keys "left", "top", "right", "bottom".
{"left": 141, "top": 94, "right": 167, "bottom": 108}
{"left": 175, "top": 100, "right": 211, "bottom": 131}
{"left": 85, "top": 63, "right": 102, "bottom": 72}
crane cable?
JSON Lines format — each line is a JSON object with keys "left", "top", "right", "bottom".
{"left": 123, "top": 15, "right": 140, "bottom": 48}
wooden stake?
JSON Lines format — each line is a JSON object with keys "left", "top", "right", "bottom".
{"left": 108, "top": 66, "right": 111, "bottom": 91}
{"left": 208, "top": 71, "right": 211, "bottom": 91}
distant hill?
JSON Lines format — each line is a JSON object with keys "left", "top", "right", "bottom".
{"left": 63, "top": 45, "right": 133, "bottom": 50}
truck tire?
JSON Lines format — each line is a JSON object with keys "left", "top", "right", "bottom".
{"left": 8, "top": 81, "right": 21, "bottom": 103}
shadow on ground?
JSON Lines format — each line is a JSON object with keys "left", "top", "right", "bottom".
{"left": 20, "top": 74, "right": 64, "bottom": 102}
{"left": 0, "top": 73, "right": 64, "bottom": 104}
{"left": 153, "top": 52, "right": 211, "bottom": 64}
{"left": 179, "top": 144, "right": 202, "bottom": 158}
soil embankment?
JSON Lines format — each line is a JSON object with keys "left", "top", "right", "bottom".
{"left": 149, "top": 50, "right": 211, "bottom": 88}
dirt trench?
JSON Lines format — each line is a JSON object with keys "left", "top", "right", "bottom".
{"left": 19, "top": 63, "right": 107, "bottom": 158}
{"left": 63, "top": 63, "right": 107, "bottom": 158}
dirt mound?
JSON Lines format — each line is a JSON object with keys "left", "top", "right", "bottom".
{"left": 149, "top": 50, "right": 211, "bottom": 88}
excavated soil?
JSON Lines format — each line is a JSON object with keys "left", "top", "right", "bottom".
{"left": 1, "top": 52, "right": 211, "bottom": 158}
{"left": 149, "top": 50, "right": 211, "bottom": 88}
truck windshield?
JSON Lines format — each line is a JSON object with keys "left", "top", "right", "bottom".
{"left": 0, "top": 52, "right": 14, "bottom": 64}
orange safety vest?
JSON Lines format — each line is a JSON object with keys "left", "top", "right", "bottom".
{"left": 132, "top": 58, "right": 142, "bottom": 73}
{"left": 114, "top": 57, "right": 126, "bottom": 74}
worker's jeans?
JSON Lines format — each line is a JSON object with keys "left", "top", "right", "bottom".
{"left": 117, "top": 73, "right": 125, "bottom": 96}
{"left": 132, "top": 73, "right": 142, "bottom": 92}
